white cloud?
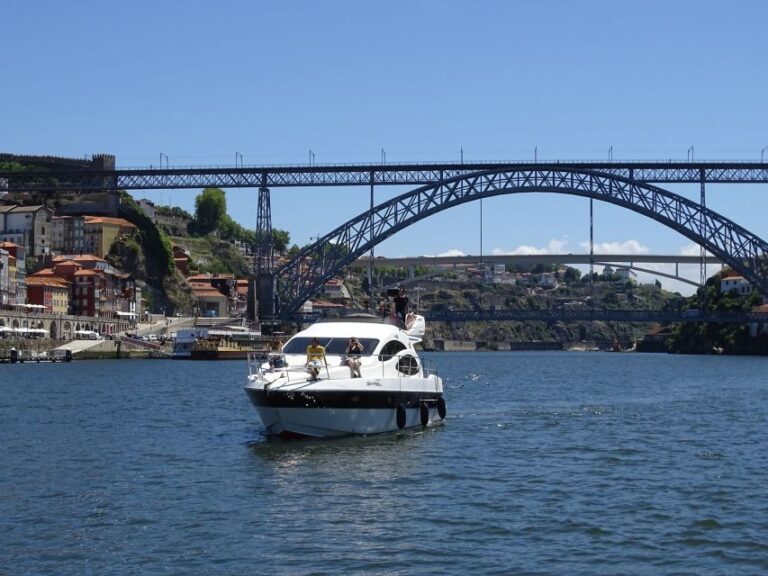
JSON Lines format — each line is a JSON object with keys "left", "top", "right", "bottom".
{"left": 435, "top": 249, "right": 466, "bottom": 257}
{"left": 577, "top": 239, "right": 649, "bottom": 255}
{"left": 492, "top": 238, "right": 569, "bottom": 255}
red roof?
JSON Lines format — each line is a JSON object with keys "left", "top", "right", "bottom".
{"left": 84, "top": 216, "right": 136, "bottom": 228}
{"left": 54, "top": 254, "right": 107, "bottom": 263}
{"left": 26, "top": 276, "right": 70, "bottom": 289}
{"left": 191, "top": 286, "right": 227, "bottom": 298}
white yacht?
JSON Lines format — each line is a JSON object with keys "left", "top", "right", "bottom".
{"left": 244, "top": 313, "right": 445, "bottom": 438}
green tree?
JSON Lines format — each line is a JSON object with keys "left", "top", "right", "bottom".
{"left": 564, "top": 266, "right": 581, "bottom": 282}
{"left": 194, "top": 187, "right": 227, "bottom": 234}
{"left": 272, "top": 229, "right": 290, "bottom": 253}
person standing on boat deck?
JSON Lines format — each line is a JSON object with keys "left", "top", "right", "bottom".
{"left": 393, "top": 288, "right": 409, "bottom": 322}
{"left": 345, "top": 337, "right": 363, "bottom": 378}
{"left": 306, "top": 338, "right": 326, "bottom": 381}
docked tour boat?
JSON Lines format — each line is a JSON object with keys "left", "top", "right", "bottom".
{"left": 244, "top": 313, "right": 445, "bottom": 438}
{"left": 174, "top": 327, "right": 279, "bottom": 360}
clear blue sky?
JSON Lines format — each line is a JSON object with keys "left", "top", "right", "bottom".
{"left": 3, "top": 0, "right": 767, "bottom": 293}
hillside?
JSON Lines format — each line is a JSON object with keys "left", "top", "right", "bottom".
{"left": 168, "top": 235, "right": 252, "bottom": 277}
{"left": 344, "top": 265, "right": 679, "bottom": 350}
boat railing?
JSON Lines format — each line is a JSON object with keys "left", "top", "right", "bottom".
{"left": 421, "top": 357, "right": 439, "bottom": 380}
{"left": 249, "top": 352, "right": 439, "bottom": 384}
{"left": 247, "top": 352, "right": 313, "bottom": 383}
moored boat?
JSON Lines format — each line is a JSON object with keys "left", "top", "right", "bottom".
{"left": 174, "top": 327, "right": 280, "bottom": 360}
{"left": 191, "top": 328, "right": 276, "bottom": 360}
{"left": 243, "top": 313, "right": 445, "bottom": 438}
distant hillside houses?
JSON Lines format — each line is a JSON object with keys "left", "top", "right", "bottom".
{"left": 186, "top": 273, "right": 241, "bottom": 318}
{"left": 29, "top": 254, "right": 141, "bottom": 322}
{"left": 721, "top": 275, "right": 751, "bottom": 296}
{"left": 1, "top": 203, "right": 137, "bottom": 259}
{"left": 0, "top": 242, "right": 26, "bottom": 305}
{"left": 602, "top": 265, "right": 638, "bottom": 282}
{"left": 0, "top": 204, "right": 52, "bottom": 257}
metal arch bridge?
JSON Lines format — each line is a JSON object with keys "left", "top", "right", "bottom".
{"left": 4, "top": 160, "right": 768, "bottom": 190}
{"left": 272, "top": 167, "right": 768, "bottom": 315}
{"left": 4, "top": 160, "right": 768, "bottom": 317}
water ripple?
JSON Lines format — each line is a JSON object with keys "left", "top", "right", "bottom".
{"left": 2, "top": 354, "right": 768, "bottom": 574}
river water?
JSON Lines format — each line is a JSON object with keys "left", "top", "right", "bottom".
{"left": 1, "top": 352, "right": 767, "bottom": 575}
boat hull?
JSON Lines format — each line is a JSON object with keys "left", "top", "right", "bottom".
{"left": 192, "top": 349, "right": 267, "bottom": 360}
{"left": 245, "top": 382, "right": 444, "bottom": 438}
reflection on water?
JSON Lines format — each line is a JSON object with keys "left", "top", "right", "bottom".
{"left": 247, "top": 424, "right": 445, "bottom": 479}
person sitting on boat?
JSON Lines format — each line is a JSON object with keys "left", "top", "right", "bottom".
{"left": 268, "top": 337, "right": 286, "bottom": 368}
{"left": 345, "top": 337, "right": 363, "bottom": 378}
{"left": 305, "top": 338, "right": 326, "bottom": 381}
{"left": 268, "top": 353, "right": 285, "bottom": 369}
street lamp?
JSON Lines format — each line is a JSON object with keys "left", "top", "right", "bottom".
{"left": 159, "top": 152, "right": 168, "bottom": 169}
{"left": 235, "top": 151, "right": 243, "bottom": 167}
{"left": 762, "top": 146, "right": 768, "bottom": 163}
{"left": 687, "top": 146, "right": 694, "bottom": 162}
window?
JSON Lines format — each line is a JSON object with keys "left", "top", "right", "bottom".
{"left": 282, "top": 336, "right": 379, "bottom": 356}
{"left": 378, "top": 340, "right": 406, "bottom": 361}
{"left": 396, "top": 354, "right": 420, "bottom": 376}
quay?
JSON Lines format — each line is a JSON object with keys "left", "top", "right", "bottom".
{"left": 0, "top": 348, "right": 72, "bottom": 364}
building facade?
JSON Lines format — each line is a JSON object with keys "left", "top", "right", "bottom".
{"left": 82, "top": 216, "right": 137, "bottom": 258}
{"left": 0, "top": 241, "right": 26, "bottom": 305}
{"left": 0, "top": 205, "right": 53, "bottom": 257}
{"left": 26, "top": 276, "right": 70, "bottom": 314}
{"left": 721, "top": 276, "right": 751, "bottom": 296}
{"left": 51, "top": 215, "right": 86, "bottom": 254}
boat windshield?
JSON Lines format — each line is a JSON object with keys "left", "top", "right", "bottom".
{"left": 282, "top": 337, "right": 379, "bottom": 356}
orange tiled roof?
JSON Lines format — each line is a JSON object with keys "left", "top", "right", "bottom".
{"left": 54, "top": 260, "right": 82, "bottom": 268}
{"left": 26, "top": 276, "right": 71, "bottom": 289}
{"left": 54, "top": 254, "right": 107, "bottom": 262}
{"left": 191, "top": 286, "right": 227, "bottom": 298}
{"left": 84, "top": 216, "right": 136, "bottom": 228}
{"left": 74, "top": 269, "right": 99, "bottom": 276}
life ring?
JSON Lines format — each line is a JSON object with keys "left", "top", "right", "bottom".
{"left": 437, "top": 396, "right": 447, "bottom": 420}
{"left": 396, "top": 404, "right": 406, "bottom": 429}
{"left": 420, "top": 402, "right": 429, "bottom": 427}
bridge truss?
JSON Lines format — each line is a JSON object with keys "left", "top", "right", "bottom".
{"left": 274, "top": 167, "right": 768, "bottom": 314}
{"left": 3, "top": 161, "right": 768, "bottom": 192}
{"left": 3, "top": 161, "right": 768, "bottom": 319}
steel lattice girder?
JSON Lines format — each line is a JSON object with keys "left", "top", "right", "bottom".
{"left": 423, "top": 308, "right": 768, "bottom": 323}
{"left": 3, "top": 162, "right": 768, "bottom": 192}
{"left": 274, "top": 168, "right": 768, "bottom": 314}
